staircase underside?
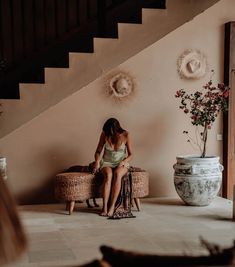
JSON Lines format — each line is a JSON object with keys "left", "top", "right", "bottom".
{"left": 0, "top": 0, "right": 220, "bottom": 139}
{"left": 0, "top": 0, "right": 166, "bottom": 99}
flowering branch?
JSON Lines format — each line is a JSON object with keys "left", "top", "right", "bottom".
{"left": 175, "top": 71, "right": 229, "bottom": 157}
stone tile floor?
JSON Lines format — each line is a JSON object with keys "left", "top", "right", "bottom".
{"left": 7, "top": 197, "right": 235, "bottom": 267}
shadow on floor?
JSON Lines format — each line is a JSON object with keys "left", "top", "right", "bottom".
{"left": 143, "top": 198, "right": 185, "bottom": 206}
{"left": 19, "top": 202, "right": 102, "bottom": 216}
{"left": 191, "top": 213, "right": 233, "bottom": 222}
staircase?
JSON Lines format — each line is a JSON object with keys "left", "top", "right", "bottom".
{"left": 0, "top": 0, "right": 166, "bottom": 99}
{"left": 0, "top": 0, "right": 220, "bottom": 139}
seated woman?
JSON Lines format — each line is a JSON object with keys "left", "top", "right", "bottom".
{"left": 93, "top": 118, "right": 133, "bottom": 217}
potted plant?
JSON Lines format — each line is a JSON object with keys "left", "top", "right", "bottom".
{"left": 173, "top": 71, "right": 229, "bottom": 206}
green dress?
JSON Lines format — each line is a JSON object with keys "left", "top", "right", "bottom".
{"left": 100, "top": 142, "right": 134, "bottom": 219}
{"left": 101, "top": 142, "right": 127, "bottom": 168}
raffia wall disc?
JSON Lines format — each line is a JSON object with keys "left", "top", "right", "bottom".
{"left": 106, "top": 72, "right": 136, "bottom": 102}
{"left": 177, "top": 49, "right": 208, "bottom": 79}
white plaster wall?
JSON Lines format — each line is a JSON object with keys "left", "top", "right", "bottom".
{"left": 0, "top": 0, "right": 234, "bottom": 203}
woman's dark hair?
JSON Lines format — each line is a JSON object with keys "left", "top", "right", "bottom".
{"left": 103, "top": 118, "right": 125, "bottom": 143}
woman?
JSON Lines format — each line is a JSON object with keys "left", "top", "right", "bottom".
{"left": 93, "top": 118, "right": 133, "bottom": 217}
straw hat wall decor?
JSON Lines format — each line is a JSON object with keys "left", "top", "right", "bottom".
{"left": 105, "top": 71, "right": 136, "bottom": 103}
{"left": 177, "top": 49, "right": 208, "bottom": 79}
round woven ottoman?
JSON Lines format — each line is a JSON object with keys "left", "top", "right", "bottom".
{"left": 55, "top": 171, "right": 149, "bottom": 214}
{"left": 131, "top": 171, "right": 149, "bottom": 211}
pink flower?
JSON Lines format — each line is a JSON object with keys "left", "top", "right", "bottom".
{"left": 175, "top": 91, "right": 181, "bottom": 97}
{"left": 223, "top": 90, "right": 229, "bottom": 98}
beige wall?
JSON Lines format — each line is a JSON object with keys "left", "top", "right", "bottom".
{"left": 0, "top": 0, "right": 234, "bottom": 204}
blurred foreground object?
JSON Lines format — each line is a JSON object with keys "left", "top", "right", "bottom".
{"left": 0, "top": 174, "right": 27, "bottom": 266}
{"left": 99, "top": 238, "right": 235, "bottom": 267}
{"left": 74, "top": 238, "right": 235, "bottom": 267}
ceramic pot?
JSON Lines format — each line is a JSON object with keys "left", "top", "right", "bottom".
{"left": 0, "top": 157, "right": 7, "bottom": 180}
{"left": 173, "top": 155, "right": 223, "bottom": 206}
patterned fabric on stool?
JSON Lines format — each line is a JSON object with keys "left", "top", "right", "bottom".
{"left": 54, "top": 170, "right": 149, "bottom": 214}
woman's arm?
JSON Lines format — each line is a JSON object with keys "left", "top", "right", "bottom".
{"left": 124, "top": 131, "right": 133, "bottom": 162}
{"left": 94, "top": 131, "right": 105, "bottom": 172}
{"left": 119, "top": 131, "right": 133, "bottom": 167}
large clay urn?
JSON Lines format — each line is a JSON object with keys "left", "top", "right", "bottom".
{"left": 173, "top": 155, "right": 223, "bottom": 206}
{"left": 0, "top": 157, "right": 7, "bottom": 180}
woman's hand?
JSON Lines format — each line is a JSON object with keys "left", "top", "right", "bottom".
{"left": 93, "top": 161, "right": 100, "bottom": 174}
{"left": 119, "top": 160, "right": 129, "bottom": 168}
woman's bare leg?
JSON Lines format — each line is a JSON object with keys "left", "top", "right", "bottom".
{"left": 107, "top": 166, "right": 128, "bottom": 217}
{"left": 100, "top": 167, "right": 113, "bottom": 216}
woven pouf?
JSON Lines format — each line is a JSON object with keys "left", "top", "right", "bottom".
{"left": 55, "top": 171, "right": 149, "bottom": 214}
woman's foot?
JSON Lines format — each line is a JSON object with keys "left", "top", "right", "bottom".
{"left": 107, "top": 205, "right": 115, "bottom": 217}
{"left": 99, "top": 208, "right": 108, "bottom": 217}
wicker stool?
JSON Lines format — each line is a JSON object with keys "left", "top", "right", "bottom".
{"left": 55, "top": 171, "right": 149, "bottom": 214}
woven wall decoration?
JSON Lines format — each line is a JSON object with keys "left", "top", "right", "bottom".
{"left": 177, "top": 49, "right": 208, "bottom": 79}
{"left": 105, "top": 71, "right": 136, "bottom": 103}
